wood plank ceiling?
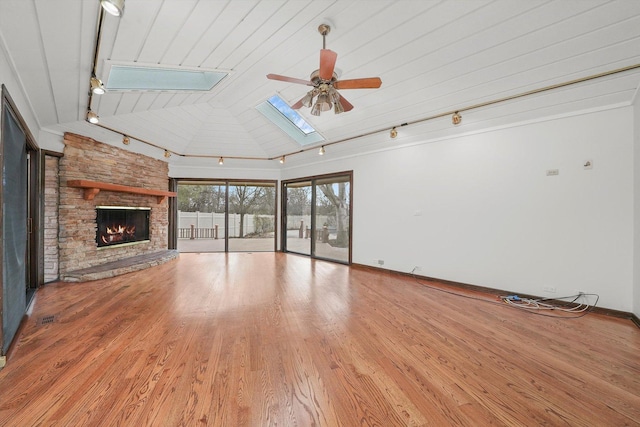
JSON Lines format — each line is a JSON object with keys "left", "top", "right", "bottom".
{"left": 1, "top": 0, "right": 640, "bottom": 167}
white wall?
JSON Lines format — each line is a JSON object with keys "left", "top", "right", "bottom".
{"left": 0, "top": 31, "right": 40, "bottom": 145}
{"left": 284, "top": 107, "right": 635, "bottom": 312}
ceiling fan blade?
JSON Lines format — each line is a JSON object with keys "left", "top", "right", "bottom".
{"left": 319, "top": 49, "right": 338, "bottom": 80}
{"left": 291, "top": 97, "right": 304, "bottom": 109}
{"left": 338, "top": 94, "right": 354, "bottom": 112}
{"left": 267, "top": 74, "right": 313, "bottom": 86}
{"left": 334, "top": 77, "right": 382, "bottom": 90}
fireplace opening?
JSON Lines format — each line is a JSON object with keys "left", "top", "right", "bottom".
{"left": 96, "top": 206, "right": 150, "bottom": 248}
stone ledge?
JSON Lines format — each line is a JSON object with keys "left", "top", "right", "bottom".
{"left": 61, "top": 250, "right": 179, "bottom": 282}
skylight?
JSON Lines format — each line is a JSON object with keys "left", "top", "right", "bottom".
{"left": 105, "top": 65, "right": 228, "bottom": 91}
{"left": 256, "top": 95, "right": 324, "bottom": 146}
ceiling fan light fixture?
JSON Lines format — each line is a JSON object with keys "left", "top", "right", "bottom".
{"left": 90, "top": 76, "right": 105, "bottom": 95}
{"left": 100, "top": 0, "right": 125, "bottom": 17}
{"left": 86, "top": 111, "right": 99, "bottom": 124}
{"left": 302, "top": 91, "right": 314, "bottom": 108}
{"left": 316, "top": 93, "right": 332, "bottom": 112}
{"left": 310, "top": 102, "right": 322, "bottom": 116}
{"left": 329, "top": 88, "right": 340, "bottom": 104}
{"left": 334, "top": 100, "right": 344, "bottom": 114}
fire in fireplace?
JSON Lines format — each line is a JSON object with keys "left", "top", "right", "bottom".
{"left": 96, "top": 206, "right": 150, "bottom": 248}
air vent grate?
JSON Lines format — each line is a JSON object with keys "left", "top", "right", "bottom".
{"left": 38, "top": 315, "right": 56, "bottom": 326}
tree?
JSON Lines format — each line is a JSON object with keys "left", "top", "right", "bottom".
{"left": 229, "top": 185, "right": 265, "bottom": 238}
{"left": 286, "top": 187, "right": 311, "bottom": 216}
{"left": 317, "top": 182, "right": 349, "bottom": 247}
{"left": 177, "top": 184, "right": 224, "bottom": 213}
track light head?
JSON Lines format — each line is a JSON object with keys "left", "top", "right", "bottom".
{"left": 452, "top": 111, "right": 462, "bottom": 125}
{"left": 279, "top": 156, "right": 285, "bottom": 164}
{"left": 319, "top": 146, "right": 325, "bottom": 155}
{"left": 218, "top": 157, "right": 224, "bottom": 165}
{"left": 164, "top": 150, "right": 171, "bottom": 158}
{"left": 122, "top": 135, "right": 130, "bottom": 145}
{"left": 86, "top": 111, "right": 99, "bottom": 124}
{"left": 90, "top": 76, "right": 105, "bottom": 95}
{"left": 390, "top": 127, "right": 398, "bottom": 138}
{"left": 100, "top": 0, "right": 125, "bottom": 17}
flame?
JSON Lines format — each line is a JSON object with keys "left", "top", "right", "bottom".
{"left": 100, "top": 223, "right": 136, "bottom": 244}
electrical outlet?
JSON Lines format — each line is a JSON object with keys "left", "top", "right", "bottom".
{"left": 543, "top": 286, "right": 556, "bottom": 293}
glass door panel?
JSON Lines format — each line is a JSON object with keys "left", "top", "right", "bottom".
{"left": 284, "top": 181, "right": 312, "bottom": 255}
{"left": 177, "top": 182, "right": 227, "bottom": 252}
{"left": 314, "top": 175, "right": 350, "bottom": 263}
{"left": 228, "top": 182, "right": 276, "bottom": 252}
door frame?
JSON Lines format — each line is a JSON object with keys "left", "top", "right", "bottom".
{"left": 175, "top": 178, "right": 278, "bottom": 253}
{"left": 281, "top": 170, "right": 353, "bottom": 264}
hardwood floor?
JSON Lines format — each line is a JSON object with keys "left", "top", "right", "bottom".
{"left": 0, "top": 252, "right": 638, "bottom": 426}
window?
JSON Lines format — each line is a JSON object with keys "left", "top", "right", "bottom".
{"left": 256, "top": 95, "right": 324, "bottom": 146}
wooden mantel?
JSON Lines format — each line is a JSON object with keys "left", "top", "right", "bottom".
{"left": 67, "top": 180, "right": 176, "bottom": 204}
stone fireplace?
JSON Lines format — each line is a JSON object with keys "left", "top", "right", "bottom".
{"left": 58, "top": 133, "right": 176, "bottom": 281}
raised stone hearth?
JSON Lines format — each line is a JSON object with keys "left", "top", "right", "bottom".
{"left": 62, "top": 250, "right": 179, "bottom": 282}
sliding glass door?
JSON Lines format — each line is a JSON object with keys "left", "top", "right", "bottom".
{"left": 284, "top": 181, "right": 312, "bottom": 256}
{"left": 1, "top": 87, "right": 40, "bottom": 355}
{"left": 228, "top": 182, "right": 276, "bottom": 252}
{"left": 177, "top": 180, "right": 276, "bottom": 253}
{"left": 314, "top": 175, "right": 350, "bottom": 263}
{"left": 282, "top": 172, "right": 352, "bottom": 264}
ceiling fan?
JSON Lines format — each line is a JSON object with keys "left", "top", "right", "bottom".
{"left": 267, "top": 24, "right": 382, "bottom": 115}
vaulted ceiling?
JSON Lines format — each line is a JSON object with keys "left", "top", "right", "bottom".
{"left": 2, "top": 0, "right": 640, "bottom": 169}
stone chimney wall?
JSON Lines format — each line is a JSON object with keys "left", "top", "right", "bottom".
{"left": 58, "top": 133, "right": 170, "bottom": 275}
{"left": 44, "top": 155, "right": 59, "bottom": 282}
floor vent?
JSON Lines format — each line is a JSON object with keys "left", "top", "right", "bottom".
{"left": 38, "top": 315, "right": 56, "bottom": 326}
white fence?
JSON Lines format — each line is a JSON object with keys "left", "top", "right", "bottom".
{"left": 178, "top": 211, "right": 274, "bottom": 238}
{"left": 177, "top": 212, "right": 330, "bottom": 239}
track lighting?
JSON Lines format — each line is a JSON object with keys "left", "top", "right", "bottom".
{"left": 279, "top": 156, "right": 285, "bottom": 164}
{"left": 90, "top": 76, "right": 105, "bottom": 95}
{"left": 452, "top": 111, "right": 462, "bottom": 125}
{"left": 319, "top": 146, "right": 325, "bottom": 155}
{"left": 164, "top": 150, "right": 171, "bottom": 158}
{"left": 218, "top": 157, "right": 224, "bottom": 165}
{"left": 390, "top": 127, "right": 397, "bottom": 138}
{"left": 87, "top": 111, "right": 99, "bottom": 124}
{"left": 122, "top": 135, "right": 130, "bottom": 145}
{"left": 100, "top": 0, "right": 125, "bottom": 17}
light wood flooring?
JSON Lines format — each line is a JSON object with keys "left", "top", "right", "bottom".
{"left": 0, "top": 252, "right": 638, "bottom": 426}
